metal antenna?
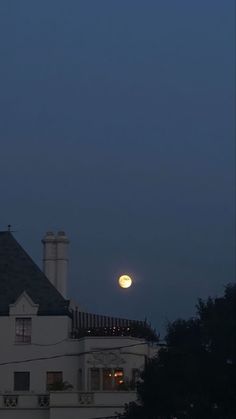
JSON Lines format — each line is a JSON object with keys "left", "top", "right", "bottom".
{"left": 7, "top": 225, "right": 17, "bottom": 233}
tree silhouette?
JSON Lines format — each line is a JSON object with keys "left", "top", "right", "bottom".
{"left": 121, "top": 284, "right": 236, "bottom": 419}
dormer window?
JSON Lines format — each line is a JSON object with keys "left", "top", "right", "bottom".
{"left": 15, "top": 318, "right": 31, "bottom": 343}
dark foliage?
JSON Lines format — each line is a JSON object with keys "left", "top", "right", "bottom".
{"left": 121, "top": 284, "right": 236, "bottom": 419}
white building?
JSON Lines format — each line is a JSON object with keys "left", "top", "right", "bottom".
{"left": 0, "top": 230, "right": 158, "bottom": 419}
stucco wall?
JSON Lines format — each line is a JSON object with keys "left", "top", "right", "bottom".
{"left": 0, "top": 312, "right": 156, "bottom": 393}
{"left": 0, "top": 311, "right": 157, "bottom": 419}
{"left": 49, "top": 407, "right": 122, "bottom": 419}
{"left": 0, "top": 410, "right": 48, "bottom": 419}
{"left": 0, "top": 314, "right": 76, "bottom": 392}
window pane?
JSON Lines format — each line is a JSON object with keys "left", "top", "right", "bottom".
{"left": 114, "top": 369, "right": 124, "bottom": 389}
{"left": 47, "top": 372, "right": 63, "bottom": 390}
{"left": 15, "top": 318, "right": 31, "bottom": 343}
{"left": 102, "top": 369, "right": 113, "bottom": 390}
{"left": 90, "top": 368, "right": 100, "bottom": 391}
{"left": 14, "top": 372, "right": 30, "bottom": 391}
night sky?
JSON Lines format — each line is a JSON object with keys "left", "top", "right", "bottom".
{"left": 0, "top": 0, "right": 235, "bottom": 335}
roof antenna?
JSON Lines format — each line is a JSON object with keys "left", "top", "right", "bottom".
{"left": 7, "top": 225, "right": 18, "bottom": 233}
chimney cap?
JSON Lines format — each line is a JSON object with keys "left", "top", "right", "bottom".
{"left": 46, "top": 231, "right": 55, "bottom": 236}
{"left": 42, "top": 231, "right": 56, "bottom": 243}
{"left": 56, "top": 231, "right": 69, "bottom": 243}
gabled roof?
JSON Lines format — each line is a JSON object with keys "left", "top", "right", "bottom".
{"left": 0, "top": 231, "right": 70, "bottom": 316}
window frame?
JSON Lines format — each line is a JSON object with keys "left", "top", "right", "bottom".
{"left": 114, "top": 369, "right": 124, "bottom": 389}
{"left": 14, "top": 372, "right": 30, "bottom": 391}
{"left": 89, "top": 368, "right": 125, "bottom": 391}
{"left": 90, "top": 368, "right": 100, "bottom": 391}
{"left": 78, "top": 368, "right": 83, "bottom": 391}
{"left": 15, "top": 318, "right": 32, "bottom": 344}
{"left": 46, "top": 371, "right": 63, "bottom": 390}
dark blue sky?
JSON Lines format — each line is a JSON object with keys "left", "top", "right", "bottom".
{"left": 0, "top": 0, "right": 235, "bottom": 334}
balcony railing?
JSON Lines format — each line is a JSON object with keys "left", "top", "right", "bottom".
{"left": 71, "top": 310, "right": 158, "bottom": 341}
{"left": 78, "top": 392, "right": 94, "bottom": 405}
{"left": 0, "top": 391, "right": 136, "bottom": 409}
{"left": 1, "top": 394, "right": 49, "bottom": 409}
{"left": 38, "top": 394, "right": 50, "bottom": 407}
{"left": 3, "top": 395, "right": 18, "bottom": 408}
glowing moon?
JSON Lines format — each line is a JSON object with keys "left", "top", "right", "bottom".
{"left": 118, "top": 275, "right": 133, "bottom": 289}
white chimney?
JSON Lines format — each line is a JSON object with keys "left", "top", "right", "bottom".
{"left": 55, "top": 231, "right": 69, "bottom": 298}
{"left": 42, "top": 232, "right": 57, "bottom": 287}
{"left": 42, "top": 230, "right": 69, "bottom": 299}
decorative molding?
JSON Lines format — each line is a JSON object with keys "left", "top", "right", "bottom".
{"left": 78, "top": 392, "right": 94, "bottom": 405}
{"left": 38, "top": 395, "right": 50, "bottom": 408}
{"left": 87, "top": 351, "right": 126, "bottom": 367}
{"left": 9, "top": 291, "right": 39, "bottom": 316}
{"left": 3, "top": 395, "right": 18, "bottom": 408}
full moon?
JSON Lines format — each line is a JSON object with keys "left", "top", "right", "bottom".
{"left": 118, "top": 275, "right": 133, "bottom": 289}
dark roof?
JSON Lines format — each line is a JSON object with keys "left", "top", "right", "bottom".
{"left": 0, "top": 231, "right": 70, "bottom": 316}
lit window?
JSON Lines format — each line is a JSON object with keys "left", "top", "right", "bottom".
{"left": 90, "top": 368, "right": 100, "bottom": 391}
{"left": 14, "top": 372, "right": 30, "bottom": 391}
{"left": 46, "top": 372, "right": 63, "bottom": 390}
{"left": 15, "top": 318, "right": 31, "bottom": 343}
{"left": 114, "top": 369, "right": 124, "bottom": 389}
{"left": 102, "top": 369, "right": 124, "bottom": 390}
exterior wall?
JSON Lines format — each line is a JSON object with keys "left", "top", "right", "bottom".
{"left": 0, "top": 314, "right": 74, "bottom": 393}
{"left": 0, "top": 314, "right": 155, "bottom": 393}
{"left": 50, "top": 391, "right": 136, "bottom": 418}
{"left": 0, "top": 393, "right": 49, "bottom": 419}
{"left": 76, "top": 336, "right": 156, "bottom": 392}
{"left": 0, "top": 392, "right": 136, "bottom": 419}
{"left": 0, "top": 310, "right": 157, "bottom": 418}
{"left": 0, "top": 411, "right": 48, "bottom": 419}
